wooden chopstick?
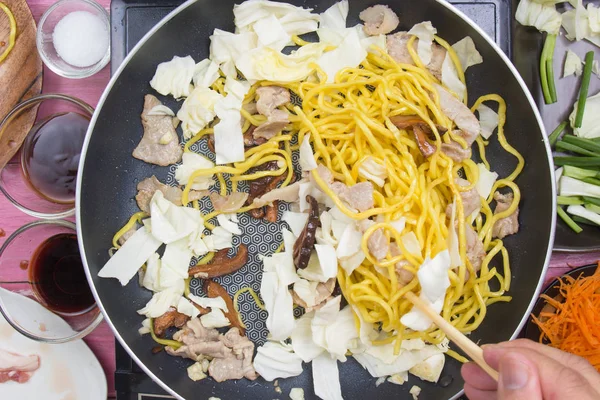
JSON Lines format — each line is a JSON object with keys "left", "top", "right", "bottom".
{"left": 404, "top": 291, "right": 499, "bottom": 382}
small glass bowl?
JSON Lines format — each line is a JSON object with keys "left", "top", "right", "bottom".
{"left": 0, "top": 220, "right": 102, "bottom": 343}
{"left": 36, "top": 0, "right": 110, "bottom": 79}
{"left": 0, "top": 93, "right": 94, "bottom": 219}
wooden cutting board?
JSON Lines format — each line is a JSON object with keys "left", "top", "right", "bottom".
{"left": 0, "top": 0, "right": 43, "bottom": 170}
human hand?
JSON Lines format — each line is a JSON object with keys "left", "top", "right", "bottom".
{"left": 461, "top": 338, "right": 600, "bottom": 400}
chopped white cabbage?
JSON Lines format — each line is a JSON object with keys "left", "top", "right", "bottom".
{"left": 315, "top": 244, "right": 338, "bottom": 280}
{"left": 253, "top": 341, "right": 303, "bottom": 381}
{"left": 312, "top": 353, "right": 343, "bottom": 400}
{"left": 138, "top": 318, "right": 151, "bottom": 335}
{"left": 441, "top": 52, "right": 466, "bottom": 101}
{"left": 400, "top": 232, "right": 422, "bottom": 256}
{"left": 202, "top": 226, "right": 234, "bottom": 251}
{"left": 451, "top": 37, "right": 483, "bottom": 72}
{"left": 293, "top": 279, "right": 320, "bottom": 307}
{"left": 477, "top": 103, "right": 499, "bottom": 139}
{"left": 175, "top": 152, "right": 215, "bottom": 190}
{"left": 177, "top": 297, "right": 200, "bottom": 319}
{"left": 407, "top": 22, "right": 437, "bottom": 65}
{"left": 329, "top": 205, "right": 355, "bottom": 224}
{"left": 312, "top": 303, "right": 358, "bottom": 362}
{"left": 149, "top": 191, "right": 203, "bottom": 244}
{"left": 142, "top": 253, "right": 161, "bottom": 291}
{"left": 289, "top": 388, "right": 305, "bottom": 400}
{"left": 299, "top": 181, "right": 331, "bottom": 211}
{"left": 409, "top": 353, "right": 445, "bottom": 383}
{"left": 149, "top": 55, "right": 195, "bottom": 98}
{"left": 299, "top": 134, "right": 318, "bottom": 171}
{"left": 261, "top": 262, "right": 296, "bottom": 340}
{"left": 137, "top": 285, "right": 183, "bottom": 318}
{"left": 390, "top": 217, "right": 406, "bottom": 235}
{"left": 410, "top": 385, "right": 422, "bottom": 400}
{"left": 360, "top": 31, "right": 387, "bottom": 54}
{"left": 475, "top": 163, "right": 499, "bottom": 200}
{"left": 209, "top": 30, "right": 258, "bottom": 77}
{"left": 233, "top": 0, "right": 319, "bottom": 36}
{"left": 569, "top": 91, "right": 600, "bottom": 138}
{"left": 447, "top": 199, "right": 461, "bottom": 269}
{"left": 338, "top": 250, "right": 366, "bottom": 276}
{"left": 237, "top": 42, "right": 327, "bottom": 82}
{"left": 187, "top": 362, "right": 207, "bottom": 381}
{"left": 261, "top": 251, "right": 298, "bottom": 286}
{"left": 297, "top": 251, "right": 336, "bottom": 282}
{"left": 331, "top": 219, "right": 350, "bottom": 240}
{"left": 388, "top": 371, "right": 408, "bottom": 385}
{"left": 147, "top": 104, "right": 175, "bottom": 117}
{"left": 353, "top": 341, "right": 445, "bottom": 377}
{"left": 316, "top": 211, "right": 338, "bottom": 246}
{"left": 320, "top": 0, "right": 348, "bottom": 30}
{"left": 161, "top": 239, "right": 193, "bottom": 287}
{"left": 177, "top": 87, "right": 223, "bottom": 139}
{"left": 98, "top": 225, "right": 162, "bottom": 286}
{"left": 318, "top": 28, "right": 367, "bottom": 83}
{"left": 214, "top": 94, "right": 245, "bottom": 164}
{"left": 252, "top": 14, "right": 292, "bottom": 52}
{"left": 336, "top": 223, "right": 362, "bottom": 259}
{"left": 563, "top": 50, "right": 583, "bottom": 78}
{"left": 282, "top": 211, "right": 309, "bottom": 237}
{"left": 216, "top": 214, "right": 242, "bottom": 235}
{"left": 224, "top": 78, "right": 251, "bottom": 101}
{"left": 589, "top": 4, "right": 600, "bottom": 33}
{"left": 200, "top": 308, "right": 231, "bottom": 328}
{"left": 193, "top": 59, "right": 220, "bottom": 88}
{"left": 291, "top": 312, "right": 324, "bottom": 362}
{"left": 515, "top": 0, "right": 562, "bottom": 34}
{"left": 188, "top": 294, "right": 228, "bottom": 311}
{"left": 400, "top": 250, "right": 452, "bottom": 331}
{"left": 358, "top": 156, "right": 388, "bottom": 187}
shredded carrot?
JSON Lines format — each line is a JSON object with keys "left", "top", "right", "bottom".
{"left": 532, "top": 262, "right": 600, "bottom": 372}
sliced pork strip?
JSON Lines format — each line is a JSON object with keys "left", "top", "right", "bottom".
{"left": 135, "top": 175, "right": 183, "bottom": 213}
{"left": 209, "top": 328, "right": 258, "bottom": 382}
{"left": 445, "top": 178, "right": 480, "bottom": 218}
{"left": 434, "top": 84, "right": 480, "bottom": 140}
{"left": 133, "top": 95, "right": 183, "bottom": 166}
{"left": 332, "top": 181, "right": 375, "bottom": 212}
{"left": 465, "top": 224, "right": 485, "bottom": 273}
{"left": 492, "top": 192, "right": 519, "bottom": 239}
{"left": 387, "top": 32, "right": 446, "bottom": 80}
{"left": 441, "top": 130, "right": 473, "bottom": 162}
{"left": 253, "top": 109, "right": 289, "bottom": 140}
{"left": 291, "top": 278, "right": 336, "bottom": 312}
{"left": 256, "top": 86, "right": 291, "bottom": 117}
{"left": 359, "top": 5, "right": 400, "bottom": 36}
{"left": 359, "top": 219, "right": 389, "bottom": 261}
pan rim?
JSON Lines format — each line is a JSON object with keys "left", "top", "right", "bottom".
{"left": 75, "top": 0, "right": 556, "bottom": 398}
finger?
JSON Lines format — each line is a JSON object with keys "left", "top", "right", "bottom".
{"left": 461, "top": 362, "right": 498, "bottom": 391}
{"left": 497, "top": 352, "right": 543, "bottom": 400}
{"left": 493, "top": 339, "right": 600, "bottom": 388}
{"left": 464, "top": 383, "right": 497, "bottom": 400}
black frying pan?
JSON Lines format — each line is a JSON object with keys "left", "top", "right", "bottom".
{"left": 77, "top": 0, "right": 556, "bottom": 398}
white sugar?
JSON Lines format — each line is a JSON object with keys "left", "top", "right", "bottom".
{"left": 52, "top": 11, "right": 109, "bottom": 68}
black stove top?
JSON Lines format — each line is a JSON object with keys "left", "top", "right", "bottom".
{"left": 109, "top": 1, "right": 514, "bottom": 398}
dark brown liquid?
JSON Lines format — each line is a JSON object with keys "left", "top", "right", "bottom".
{"left": 21, "top": 112, "right": 89, "bottom": 204}
{"left": 29, "top": 233, "right": 95, "bottom": 315}
{"left": 19, "top": 260, "right": 29, "bottom": 270}
{"left": 0, "top": 228, "right": 4, "bottom": 237}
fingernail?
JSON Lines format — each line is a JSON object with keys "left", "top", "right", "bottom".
{"left": 500, "top": 354, "right": 530, "bottom": 390}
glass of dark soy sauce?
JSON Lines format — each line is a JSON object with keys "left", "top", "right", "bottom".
{"left": 0, "top": 94, "right": 93, "bottom": 219}
{"left": 0, "top": 220, "right": 102, "bottom": 343}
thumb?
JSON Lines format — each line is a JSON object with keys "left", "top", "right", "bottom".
{"left": 498, "top": 352, "right": 543, "bottom": 400}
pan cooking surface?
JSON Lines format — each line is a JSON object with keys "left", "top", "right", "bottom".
{"left": 78, "top": 0, "right": 555, "bottom": 398}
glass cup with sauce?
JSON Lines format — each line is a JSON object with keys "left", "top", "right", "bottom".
{"left": 0, "top": 94, "right": 93, "bottom": 219}
{"left": 0, "top": 220, "right": 102, "bottom": 343}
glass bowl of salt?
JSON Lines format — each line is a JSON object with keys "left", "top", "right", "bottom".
{"left": 36, "top": 0, "right": 110, "bottom": 79}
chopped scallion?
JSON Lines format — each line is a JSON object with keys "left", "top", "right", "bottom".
{"left": 557, "top": 207, "right": 583, "bottom": 233}
{"left": 574, "top": 51, "right": 595, "bottom": 128}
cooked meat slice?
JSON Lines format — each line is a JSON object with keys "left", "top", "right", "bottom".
{"left": 434, "top": 85, "right": 480, "bottom": 140}
{"left": 210, "top": 192, "right": 249, "bottom": 213}
{"left": 242, "top": 102, "right": 258, "bottom": 115}
{"left": 446, "top": 178, "right": 480, "bottom": 218}
{"left": 252, "top": 180, "right": 303, "bottom": 207}
{"left": 309, "top": 164, "right": 335, "bottom": 189}
{"left": 492, "top": 192, "right": 519, "bottom": 239}
{"left": 291, "top": 277, "right": 336, "bottom": 312}
{"left": 465, "top": 224, "right": 485, "bottom": 273}
{"left": 133, "top": 95, "right": 183, "bottom": 166}
{"left": 359, "top": 5, "right": 400, "bottom": 36}
{"left": 188, "top": 189, "right": 210, "bottom": 202}
{"left": 189, "top": 245, "right": 248, "bottom": 279}
{"left": 204, "top": 280, "right": 246, "bottom": 335}
{"left": 118, "top": 225, "right": 138, "bottom": 246}
{"left": 387, "top": 32, "right": 446, "bottom": 80}
{"left": 442, "top": 139, "right": 472, "bottom": 162}
{"left": 331, "top": 181, "right": 374, "bottom": 212}
{"left": 209, "top": 328, "right": 258, "bottom": 382}
{"left": 359, "top": 219, "right": 388, "bottom": 261}
{"left": 135, "top": 176, "right": 183, "bottom": 213}
{"left": 389, "top": 245, "right": 415, "bottom": 285}
{"left": 256, "top": 86, "right": 291, "bottom": 117}
{"left": 153, "top": 307, "right": 190, "bottom": 337}
{"left": 253, "top": 109, "right": 289, "bottom": 140}
{"left": 293, "top": 195, "right": 320, "bottom": 269}
{"left": 177, "top": 317, "right": 220, "bottom": 342}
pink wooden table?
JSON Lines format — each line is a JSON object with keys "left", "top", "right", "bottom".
{"left": 1, "top": 1, "right": 600, "bottom": 399}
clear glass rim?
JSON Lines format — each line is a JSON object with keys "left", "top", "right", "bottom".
{"left": 36, "top": 0, "right": 110, "bottom": 79}
{"left": 0, "top": 93, "right": 94, "bottom": 219}
{"left": 0, "top": 219, "right": 103, "bottom": 343}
